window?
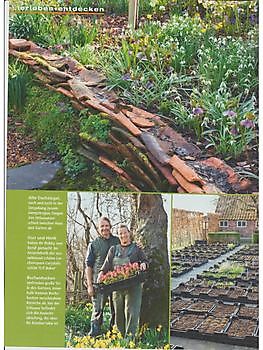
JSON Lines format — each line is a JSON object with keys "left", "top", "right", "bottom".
{"left": 237, "top": 221, "right": 247, "bottom": 227}
{"left": 219, "top": 220, "right": 228, "bottom": 227}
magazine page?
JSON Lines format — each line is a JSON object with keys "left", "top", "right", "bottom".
{"left": 5, "top": 0, "right": 259, "bottom": 349}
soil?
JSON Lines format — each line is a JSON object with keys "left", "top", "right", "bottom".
{"left": 212, "top": 304, "right": 238, "bottom": 318}
{"left": 197, "top": 316, "right": 229, "bottom": 334}
{"left": 238, "top": 305, "right": 258, "bottom": 319}
{"left": 171, "top": 314, "right": 205, "bottom": 331}
{"left": 228, "top": 287, "right": 247, "bottom": 299}
{"left": 208, "top": 288, "right": 230, "bottom": 297}
{"left": 171, "top": 299, "right": 194, "bottom": 314}
{"left": 7, "top": 116, "right": 52, "bottom": 168}
{"left": 227, "top": 318, "right": 257, "bottom": 337}
{"left": 187, "top": 300, "right": 215, "bottom": 313}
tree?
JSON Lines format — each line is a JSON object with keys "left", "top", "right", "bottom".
{"left": 134, "top": 194, "right": 170, "bottom": 327}
{"left": 128, "top": 0, "right": 139, "bottom": 29}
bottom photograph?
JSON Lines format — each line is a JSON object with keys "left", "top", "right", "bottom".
{"left": 170, "top": 194, "right": 259, "bottom": 350}
{"left": 66, "top": 191, "right": 170, "bottom": 349}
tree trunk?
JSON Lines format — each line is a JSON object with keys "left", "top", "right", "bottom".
{"left": 134, "top": 194, "right": 169, "bottom": 327}
{"left": 128, "top": 0, "right": 139, "bottom": 29}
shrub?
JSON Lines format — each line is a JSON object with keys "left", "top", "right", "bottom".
{"left": 208, "top": 232, "right": 240, "bottom": 243}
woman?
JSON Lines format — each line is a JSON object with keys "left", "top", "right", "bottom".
{"left": 98, "top": 224, "right": 148, "bottom": 337}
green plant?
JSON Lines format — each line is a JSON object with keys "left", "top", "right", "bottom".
{"left": 8, "top": 59, "right": 31, "bottom": 114}
{"left": 21, "top": 85, "right": 86, "bottom": 177}
{"left": 80, "top": 113, "right": 111, "bottom": 142}
{"left": 171, "top": 83, "right": 258, "bottom": 158}
{"left": 208, "top": 232, "right": 240, "bottom": 243}
{"left": 65, "top": 303, "right": 93, "bottom": 339}
{"left": 197, "top": 34, "right": 258, "bottom": 93}
{"left": 218, "top": 262, "right": 245, "bottom": 276}
{"left": 9, "top": 14, "right": 52, "bottom": 46}
{"left": 252, "top": 232, "right": 259, "bottom": 244}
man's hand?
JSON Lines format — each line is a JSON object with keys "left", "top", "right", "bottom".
{"left": 140, "top": 262, "right": 147, "bottom": 271}
{"left": 87, "top": 284, "right": 94, "bottom": 297}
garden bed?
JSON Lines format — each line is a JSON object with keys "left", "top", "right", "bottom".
{"left": 8, "top": 0, "right": 259, "bottom": 192}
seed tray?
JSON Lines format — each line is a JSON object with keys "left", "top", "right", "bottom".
{"left": 196, "top": 315, "right": 230, "bottom": 335}
{"left": 211, "top": 302, "right": 239, "bottom": 318}
{"left": 208, "top": 287, "right": 230, "bottom": 298}
{"left": 227, "top": 287, "right": 248, "bottom": 299}
{"left": 189, "top": 287, "right": 211, "bottom": 297}
{"left": 224, "top": 317, "right": 258, "bottom": 348}
{"left": 171, "top": 297, "right": 194, "bottom": 313}
{"left": 94, "top": 271, "right": 147, "bottom": 294}
{"left": 186, "top": 300, "right": 216, "bottom": 314}
{"left": 170, "top": 317, "right": 258, "bottom": 348}
{"left": 171, "top": 266, "right": 193, "bottom": 277}
{"left": 246, "top": 292, "right": 258, "bottom": 303}
{"left": 237, "top": 304, "right": 259, "bottom": 320}
{"left": 170, "top": 313, "right": 205, "bottom": 332}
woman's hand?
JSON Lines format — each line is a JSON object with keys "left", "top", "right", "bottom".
{"left": 87, "top": 284, "right": 94, "bottom": 297}
{"left": 140, "top": 262, "right": 147, "bottom": 271}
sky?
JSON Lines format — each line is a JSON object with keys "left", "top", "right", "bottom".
{"left": 172, "top": 194, "right": 219, "bottom": 214}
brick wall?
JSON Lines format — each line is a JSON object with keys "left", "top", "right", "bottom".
{"left": 219, "top": 220, "right": 256, "bottom": 237}
{"left": 172, "top": 209, "right": 219, "bottom": 248}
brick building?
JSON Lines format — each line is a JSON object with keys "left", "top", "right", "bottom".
{"left": 172, "top": 208, "right": 219, "bottom": 248}
{"left": 215, "top": 195, "right": 258, "bottom": 238}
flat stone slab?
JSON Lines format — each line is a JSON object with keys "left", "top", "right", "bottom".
{"left": 7, "top": 161, "right": 61, "bottom": 190}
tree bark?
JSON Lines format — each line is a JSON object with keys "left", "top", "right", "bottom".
{"left": 134, "top": 194, "right": 170, "bottom": 327}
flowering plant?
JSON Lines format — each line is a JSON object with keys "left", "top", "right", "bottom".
{"left": 100, "top": 262, "right": 140, "bottom": 285}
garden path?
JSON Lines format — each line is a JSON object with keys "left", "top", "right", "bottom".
{"left": 171, "top": 245, "right": 244, "bottom": 290}
{"left": 170, "top": 336, "right": 253, "bottom": 350}
{"left": 7, "top": 161, "right": 61, "bottom": 189}
{"left": 8, "top": 38, "right": 252, "bottom": 194}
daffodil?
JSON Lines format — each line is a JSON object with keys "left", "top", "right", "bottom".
{"left": 157, "top": 324, "right": 162, "bottom": 332}
{"left": 129, "top": 340, "right": 136, "bottom": 348}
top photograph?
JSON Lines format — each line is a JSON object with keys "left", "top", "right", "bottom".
{"left": 7, "top": 0, "right": 258, "bottom": 194}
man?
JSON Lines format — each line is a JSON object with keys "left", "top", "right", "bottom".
{"left": 86, "top": 216, "right": 120, "bottom": 337}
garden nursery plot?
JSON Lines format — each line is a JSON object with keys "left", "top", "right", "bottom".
{"left": 171, "top": 241, "right": 238, "bottom": 277}
{"left": 8, "top": 0, "right": 258, "bottom": 193}
{"left": 171, "top": 244, "right": 259, "bottom": 348}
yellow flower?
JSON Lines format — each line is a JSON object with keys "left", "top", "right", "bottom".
{"left": 146, "top": 14, "right": 153, "bottom": 20}
{"left": 245, "top": 112, "right": 255, "bottom": 120}
{"left": 117, "top": 331, "right": 123, "bottom": 339}
{"left": 214, "top": 22, "right": 223, "bottom": 30}
{"left": 129, "top": 341, "right": 136, "bottom": 348}
{"left": 66, "top": 341, "right": 71, "bottom": 347}
{"left": 106, "top": 331, "right": 111, "bottom": 339}
{"left": 157, "top": 324, "right": 162, "bottom": 332}
{"left": 164, "top": 344, "right": 170, "bottom": 350}
{"left": 112, "top": 325, "right": 119, "bottom": 333}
